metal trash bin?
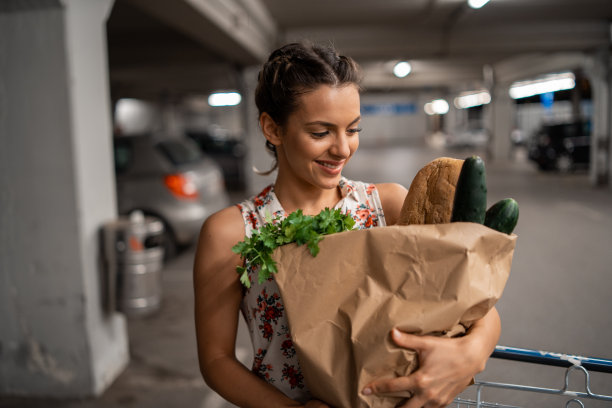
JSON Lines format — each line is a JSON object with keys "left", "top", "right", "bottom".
{"left": 102, "top": 211, "right": 165, "bottom": 317}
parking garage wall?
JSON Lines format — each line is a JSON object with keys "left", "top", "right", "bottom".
{"left": 359, "top": 92, "right": 428, "bottom": 147}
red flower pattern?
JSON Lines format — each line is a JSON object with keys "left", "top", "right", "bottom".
{"left": 253, "top": 348, "right": 274, "bottom": 382}
{"left": 282, "top": 364, "right": 305, "bottom": 389}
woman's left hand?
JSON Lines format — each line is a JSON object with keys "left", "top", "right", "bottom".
{"left": 362, "top": 309, "right": 500, "bottom": 408}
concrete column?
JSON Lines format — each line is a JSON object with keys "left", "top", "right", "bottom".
{"left": 242, "top": 66, "right": 276, "bottom": 196}
{"left": 0, "top": 0, "right": 128, "bottom": 398}
{"left": 487, "top": 84, "right": 516, "bottom": 162}
{"left": 585, "top": 50, "right": 612, "bottom": 187}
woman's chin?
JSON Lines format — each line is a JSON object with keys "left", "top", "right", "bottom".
{"left": 317, "top": 174, "right": 343, "bottom": 189}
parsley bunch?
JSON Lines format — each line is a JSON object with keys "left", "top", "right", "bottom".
{"left": 232, "top": 208, "right": 356, "bottom": 288}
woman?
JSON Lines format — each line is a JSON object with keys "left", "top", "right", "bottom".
{"left": 193, "top": 42, "right": 500, "bottom": 408}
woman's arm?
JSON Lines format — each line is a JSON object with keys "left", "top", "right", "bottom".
{"left": 194, "top": 207, "right": 310, "bottom": 407}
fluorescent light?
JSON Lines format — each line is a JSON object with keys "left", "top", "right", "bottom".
{"left": 454, "top": 91, "right": 491, "bottom": 109}
{"left": 208, "top": 92, "right": 242, "bottom": 107}
{"left": 509, "top": 72, "right": 575, "bottom": 99}
{"left": 393, "top": 61, "right": 412, "bottom": 78}
{"left": 468, "top": 0, "right": 490, "bottom": 9}
{"left": 424, "top": 99, "right": 450, "bottom": 115}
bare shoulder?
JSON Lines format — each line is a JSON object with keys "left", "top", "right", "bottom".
{"left": 199, "top": 205, "right": 245, "bottom": 245}
{"left": 375, "top": 183, "right": 408, "bottom": 225}
{"left": 194, "top": 205, "right": 245, "bottom": 284}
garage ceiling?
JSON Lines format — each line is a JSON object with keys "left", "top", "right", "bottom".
{"left": 107, "top": 0, "right": 612, "bottom": 99}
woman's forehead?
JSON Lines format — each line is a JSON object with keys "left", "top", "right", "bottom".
{"left": 293, "top": 84, "right": 360, "bottom": 122}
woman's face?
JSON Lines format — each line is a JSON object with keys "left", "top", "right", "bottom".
{"left": 275, "top": 84, "right": 361, "bottom": 190}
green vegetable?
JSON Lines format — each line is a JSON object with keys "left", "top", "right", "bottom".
{"left": 451, "top": 155, "right": 487, "bottom": 224}
{"left": 232, "top": 208, "right": 356, "bottom": 288}
{"left": 484, "top": 198, "right": 519, "bottom": 234}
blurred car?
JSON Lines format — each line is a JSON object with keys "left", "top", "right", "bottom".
{"left": 113, "top": 135, "right": 230, "bottom": 258}
{"left": 185, "top": 130, "right": 246, "bottom": 191}
{"left": 527, "top": 121, "right": 591, "bottom": 172}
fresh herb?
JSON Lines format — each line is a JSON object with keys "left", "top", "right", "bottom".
{"left": 232, "top": 208, "right": 356, "bottom": 288}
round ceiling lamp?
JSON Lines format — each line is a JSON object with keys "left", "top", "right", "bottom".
{"left": 393, "top": 61, "right": 412, "bottom": 78}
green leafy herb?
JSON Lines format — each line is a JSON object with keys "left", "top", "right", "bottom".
{"left": 232, "top": 208, "right": 356, "bottom": 288}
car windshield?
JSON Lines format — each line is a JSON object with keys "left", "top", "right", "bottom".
{"left": 156, "top": 139, "right": 202, "bottom": 166}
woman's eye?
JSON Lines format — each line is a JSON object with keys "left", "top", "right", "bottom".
{"left": 311, "top": 131, "right": 329, "bottom": 138}
{"left": 347, "top": 128, "right": 362, "bottom": 135}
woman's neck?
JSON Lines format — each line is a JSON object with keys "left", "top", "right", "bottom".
{"left": 273, "top": 174, "right": 342, "bottom": 216}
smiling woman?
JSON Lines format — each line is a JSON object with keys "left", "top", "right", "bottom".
{"left": 193, "top": 42, "right": 501, "bottom": 408}
{"left": 261, "top": 84, "right": 361, "bottom": 209}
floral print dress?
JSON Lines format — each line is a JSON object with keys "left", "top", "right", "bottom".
{"left": 236, "top": 177, "right": 386, "bottom": 402}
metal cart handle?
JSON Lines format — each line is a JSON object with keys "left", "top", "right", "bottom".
{"left": 491, "top": 345, "right": 612, "bottom": 374}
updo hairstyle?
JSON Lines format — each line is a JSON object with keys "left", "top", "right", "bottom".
{"left": 254, "top": 42, "right": 362, "bottom": 174}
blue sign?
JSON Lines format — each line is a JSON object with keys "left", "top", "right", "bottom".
{"left": 540, "top": 92, "right": 554, "bottom": 110}
{"left": 362, "top": 103, "right": 417, "bottom": 116}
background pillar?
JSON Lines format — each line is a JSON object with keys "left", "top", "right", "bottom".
{"left": 0, "top": 0, "right": 128, "bottom": 397}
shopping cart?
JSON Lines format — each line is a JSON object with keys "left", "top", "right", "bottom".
{"left": 453, "top": 345, "right": 612, "bottom": 407}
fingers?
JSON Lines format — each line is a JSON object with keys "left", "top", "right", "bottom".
{"left": 390, "top": 328, "right": 430, "bottom": 351}
{"left": 363, "top": 372, "right": 450, "bottom": 408}
{"left": 363, "top": 374, "right": 420, "bottom": 397}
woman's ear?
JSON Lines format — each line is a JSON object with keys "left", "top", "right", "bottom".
{"left": 260, "top": 113, "right": 282, "bottom": 147}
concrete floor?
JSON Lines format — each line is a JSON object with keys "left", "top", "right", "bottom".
{"left": 2, "top": 144, "right": 612, "bottom": 407}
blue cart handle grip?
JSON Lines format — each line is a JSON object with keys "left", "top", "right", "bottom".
{"left": 491, "top": 345, "right": 612, "bottom": 374}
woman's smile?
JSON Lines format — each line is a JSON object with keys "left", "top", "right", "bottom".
{"left": 314, "top": 159, "right": 345, "bottom": 175}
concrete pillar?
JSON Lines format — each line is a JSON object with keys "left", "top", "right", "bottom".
{"left": 486, "top": 84, "right": 516, "bottom": 162}
{"left": 0, "top": 0, "right": 128, "bottom": 398}
{"left": 585, "top": 50, "right": 612, "bottom": 187}
{"left": 242, "top": 66, "right": 276, "bottom": 196}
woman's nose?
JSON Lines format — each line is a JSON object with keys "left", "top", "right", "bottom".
{"left": 330, "top": 132, "right": 351, "bottom": 158}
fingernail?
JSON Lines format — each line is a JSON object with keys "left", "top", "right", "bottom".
{"left": 362, "top": 387, "right": 372, "bottom": 395}
{"left": 391, "top": 328, "right": 401, "bottom": 338}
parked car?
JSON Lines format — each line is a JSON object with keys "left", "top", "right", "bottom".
{"left": 527, "top": 121, "right": 591, "bottom": 172}
{"left": 113, "top": 135, "right": 230, "bottom": 259}
{"left": 185, "top": 130, "right": 246, "bottom": 191}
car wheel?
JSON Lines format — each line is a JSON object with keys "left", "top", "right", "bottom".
{"left": 556, "top": 153, "right": 574, "bottom": 173}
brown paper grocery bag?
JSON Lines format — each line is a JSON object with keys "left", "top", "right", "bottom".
{"left": 273, "top": 222, "right": 517, "bottom": 408}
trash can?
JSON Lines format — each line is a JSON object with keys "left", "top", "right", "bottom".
{"left": 102, "top": 211, "right": 165, "bottom": 317}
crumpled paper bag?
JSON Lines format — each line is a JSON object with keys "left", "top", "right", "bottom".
{"left": 273, "top": 222, "right": 517, "bottom": 408}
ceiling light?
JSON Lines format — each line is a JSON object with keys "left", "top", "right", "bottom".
{"left": 468, "top": 0, "right": 490, "bottom": 9}
{"left": 393, "top": 61, "right": 412, "bottom": 78}
{"left": 208, "top": 92, "right": 242, "bottom": 107}
{"left": 509, "top": 72, "right": 575, "bottom": 99}
{"left": 424, "top": 99, "right": 450, "bottom": 115}
{"left": 454, "top": 91, "right": 491, "bottom": 109}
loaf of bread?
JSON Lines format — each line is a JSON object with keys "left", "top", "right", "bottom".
{"left": 397, "top": 157, "right": 464, "bottom": 225}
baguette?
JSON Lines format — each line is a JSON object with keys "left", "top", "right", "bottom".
{"left": 397, "top": 157, "right": 464, "bottom": 225}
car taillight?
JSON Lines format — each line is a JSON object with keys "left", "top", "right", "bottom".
{"left": 164, "top": 174, "right": 198, "bottom": 200}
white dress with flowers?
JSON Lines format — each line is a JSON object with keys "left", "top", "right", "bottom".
{"left": 236, "top": 177, "right": 386, "bottom": 402}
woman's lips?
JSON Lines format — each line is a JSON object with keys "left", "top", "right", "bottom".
{"left": 315, "top": 160, "right": 344, "bottom": 175}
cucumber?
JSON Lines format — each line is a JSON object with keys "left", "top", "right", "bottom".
{"left": 485, "top": 198, "right": 519, "bottom": 234}
{"left": 451, "top": 156, "right": 487, "bottom": 224}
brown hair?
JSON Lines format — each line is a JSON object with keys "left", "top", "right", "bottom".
{"left": 254, "top": 42, "right": 362, "bottom": 174}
